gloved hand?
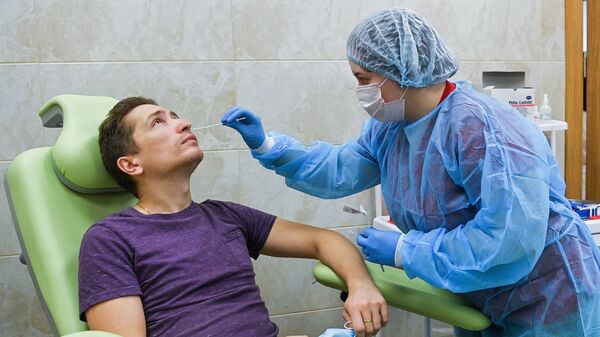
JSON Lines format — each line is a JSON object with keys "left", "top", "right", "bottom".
{"left": 356, "top": 227, "right": 403, "bottom": 267}
{"left": 221, "top": 107, "right": 266, "bottom": 149}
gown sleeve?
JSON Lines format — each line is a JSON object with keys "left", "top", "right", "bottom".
{"left": 251, "top": 121, "right": 381, "bottom": 199}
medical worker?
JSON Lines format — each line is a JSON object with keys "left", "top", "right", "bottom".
{"left": 222, "top": 8, "right": 600, "bottom": 337}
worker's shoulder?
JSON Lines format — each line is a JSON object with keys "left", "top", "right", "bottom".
{"left": 440, "top": 86, "right": 513, "bottom": 132}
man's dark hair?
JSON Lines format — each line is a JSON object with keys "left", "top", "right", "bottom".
{"left": 99, "top": 96, "right": 157, "bottom": 197}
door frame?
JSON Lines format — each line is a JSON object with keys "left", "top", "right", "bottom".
{"left": 565, "top": 0, "right": 584, "bottom": 198}
{"left": 586, "top": 0, "right": 600, "bottom": 200}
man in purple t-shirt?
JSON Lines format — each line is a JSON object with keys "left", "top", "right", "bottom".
{"left": 79, "top": 96, "right": 388, "bottom": 337}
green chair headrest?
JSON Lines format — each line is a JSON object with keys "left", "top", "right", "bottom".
{"left": 39, "top": 95, "right": 122, "bottom": 193}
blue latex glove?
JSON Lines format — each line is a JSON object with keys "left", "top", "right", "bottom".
{"left": 356, "top": 227, "right": 402, "bottom": 267}
{"left": 221, "top": 107, "right": 266, "bottom": 149}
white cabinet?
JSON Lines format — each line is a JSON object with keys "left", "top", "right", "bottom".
{"left": 584, "top": 219, "right": 600, "bottom": 247}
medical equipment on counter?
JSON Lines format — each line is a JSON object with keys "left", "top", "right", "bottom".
{"left": 539, "top": 93, "right": 552, "bottom": 120}
{"left": 373, "top": 215, "right": 401, "bottom": 233}
{"left": 342, "top": 205, "right": 369, "bottom": 223}
{"left": 569, "top": 199, "right": 600, "bottom": 220}
{"left": 192, "top": 117, "right": 246, "bottom": 131}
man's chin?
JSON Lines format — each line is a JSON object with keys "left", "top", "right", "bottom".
{"left": 191, "top": 151, "right": 204, "bottom": 167}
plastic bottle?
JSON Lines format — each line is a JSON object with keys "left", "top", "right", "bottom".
{"left": 373, "top": 215, "right": 401, "bottom": 232}
{"left": 539, "top": 93, "right": 552, "bottom": 120}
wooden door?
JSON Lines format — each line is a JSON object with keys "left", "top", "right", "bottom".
{"left": 565, "top": 0, "right": 584, "bottom": 198}
{"left": 587, "top": 0, "right": 600, "bottom": 200}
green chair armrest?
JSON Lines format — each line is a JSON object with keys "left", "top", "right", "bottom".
{"left": 61, "top": 331, "right": 123, "bottom": 337}
{"left": 313, "top": 261, "right": 491, "bottom": 331}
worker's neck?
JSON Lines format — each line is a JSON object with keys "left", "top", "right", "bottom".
{"left": 136, "top": 171, "right": 193, "bottom": 214}
{"left": 404, "top": 82, "right": 446, "bottom": 122}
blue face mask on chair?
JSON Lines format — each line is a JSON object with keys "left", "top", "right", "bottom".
{"left": 318, "top": 328, "right": 356, "bottom": 337}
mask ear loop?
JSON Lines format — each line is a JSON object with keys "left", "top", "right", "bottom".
{"left": 344, "top": 321, "right": 353, "bottom": 330}
{"left": 399, "top": 86, "right": 409, "bottom": 100}
{"left": 380, "top": 78, "right": 409, "bottom": 102}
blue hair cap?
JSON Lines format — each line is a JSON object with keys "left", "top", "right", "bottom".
{"left": 347, "top": 8, "right": 458, "bottom": 87}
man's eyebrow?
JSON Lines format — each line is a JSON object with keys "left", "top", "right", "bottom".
{"left": 145, "top": 109, "right": 178, "bottom": 123}
{"left": 144, "top": 110, "right": 162, "bottom": 123}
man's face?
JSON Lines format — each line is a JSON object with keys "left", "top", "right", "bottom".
{"left": 124, "top": 104, "right": 204, "bottom": 176}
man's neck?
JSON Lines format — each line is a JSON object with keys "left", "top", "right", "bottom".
{"left": 135, "top": 174, "right": 193, "bottom": 214}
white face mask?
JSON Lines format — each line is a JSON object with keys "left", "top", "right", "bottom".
{"left": 355, "top": 78, "right": 408, "bottom": 122}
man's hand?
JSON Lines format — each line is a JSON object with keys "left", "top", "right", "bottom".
{"left": 262, "top": 218, "right": 389, "bottom": 337}
{"left": 343, "top": 279, "right": 388, "bottom": 337}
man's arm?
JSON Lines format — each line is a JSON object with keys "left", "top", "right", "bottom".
{"left": 261, "top": 218, "right": 388, "bottom": 337}
{"left": 85, "top": 295, "right": 146, "bottom": 337}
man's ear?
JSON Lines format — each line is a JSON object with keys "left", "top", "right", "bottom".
{"left": 117, "top": 155, "right": 143, "bottom": 177}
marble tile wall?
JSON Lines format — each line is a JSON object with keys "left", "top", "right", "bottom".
{"left": 0, "top": 0, "right": 565, "bottom": 336}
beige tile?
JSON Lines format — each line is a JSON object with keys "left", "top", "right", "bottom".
{"left": 431, "top": 318, "right": 457, "bottom": 337}
{"left": 541, "top": 62, "right": 565, "bottom": 120}
{"left": 378, "top": 306, "right": 424, "bottom": 337}
{"left": 0, "top": 0, "right": 37, "bottom": 62}
{"left": 232, "top": 0, "right": 400, "bottom": 60}
{"left": 380, "top": 315, "right": 456, "bottom": 337}
{"left": 36, "top": 0, "right": 233, "bottom": 62}
{"left": 238, "top": 152, "right": 375, "bottom": 228}
{"left": 0, "top": 65, "right": 45, "bottom": 160}
{"left": 1, "top": 163, "right": 22, "bottom": 256}
{"left": 235, "top": 61, "right": 368, "bottom": 145}
{"left": 254, "top": 227, "right": 367, "bottom": 316}
{"left": 233, "top": 0, "right": 543, "bottom": 62}
{"left": 542, "top": 0, "right": 565, "bottom": 61}
{"left": 190, "top": 150, "right": 242, "bottom": 203}
{"left": 254, "top": 255, "right": 344, "bottom": 316}
{"left": 0, "top": 256, "right": 53, "bottom": 337}
{"left": 540, "top": 61, "right": 566, "bottom": 174}
{"left": 412, "top": 0, "right": 541, "bottom": 62}
{"left": 39, "top": 62, "right": 237, "bottom": 151}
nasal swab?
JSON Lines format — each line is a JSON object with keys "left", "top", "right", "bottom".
{"left": 192, "top": 117, "right": 246, "bottom": 131}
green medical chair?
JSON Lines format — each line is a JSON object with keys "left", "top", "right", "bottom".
{"left": 313, "top": 262, "right": 491, "bottom": 333}
{"left": 4, "top": 95, "right": 133, "bottom": 337}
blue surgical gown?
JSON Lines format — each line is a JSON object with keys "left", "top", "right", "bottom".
{"left": 252, "top": 82, "right": 600, "bottom": 336}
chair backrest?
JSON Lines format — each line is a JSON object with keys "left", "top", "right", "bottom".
{"left": 4, "top": 95, "right": 136, "bottom": 336}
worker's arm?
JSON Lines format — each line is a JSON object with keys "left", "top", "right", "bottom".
{"left": 85, "top": 295, "right": 146, "bottom": 337}
{"left": 262, "top": 217, "right": 388, "bottom": 337}
{"left": 222, "top": 107, "right": 382, "bottom": 199}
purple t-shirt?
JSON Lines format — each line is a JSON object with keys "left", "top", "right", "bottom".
{"left": 78, "top": 200, "right": 277, "bottom": 337}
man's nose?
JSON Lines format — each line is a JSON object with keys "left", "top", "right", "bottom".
{"left": 177, "top": 119, "right": 192, "bottom": 132}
